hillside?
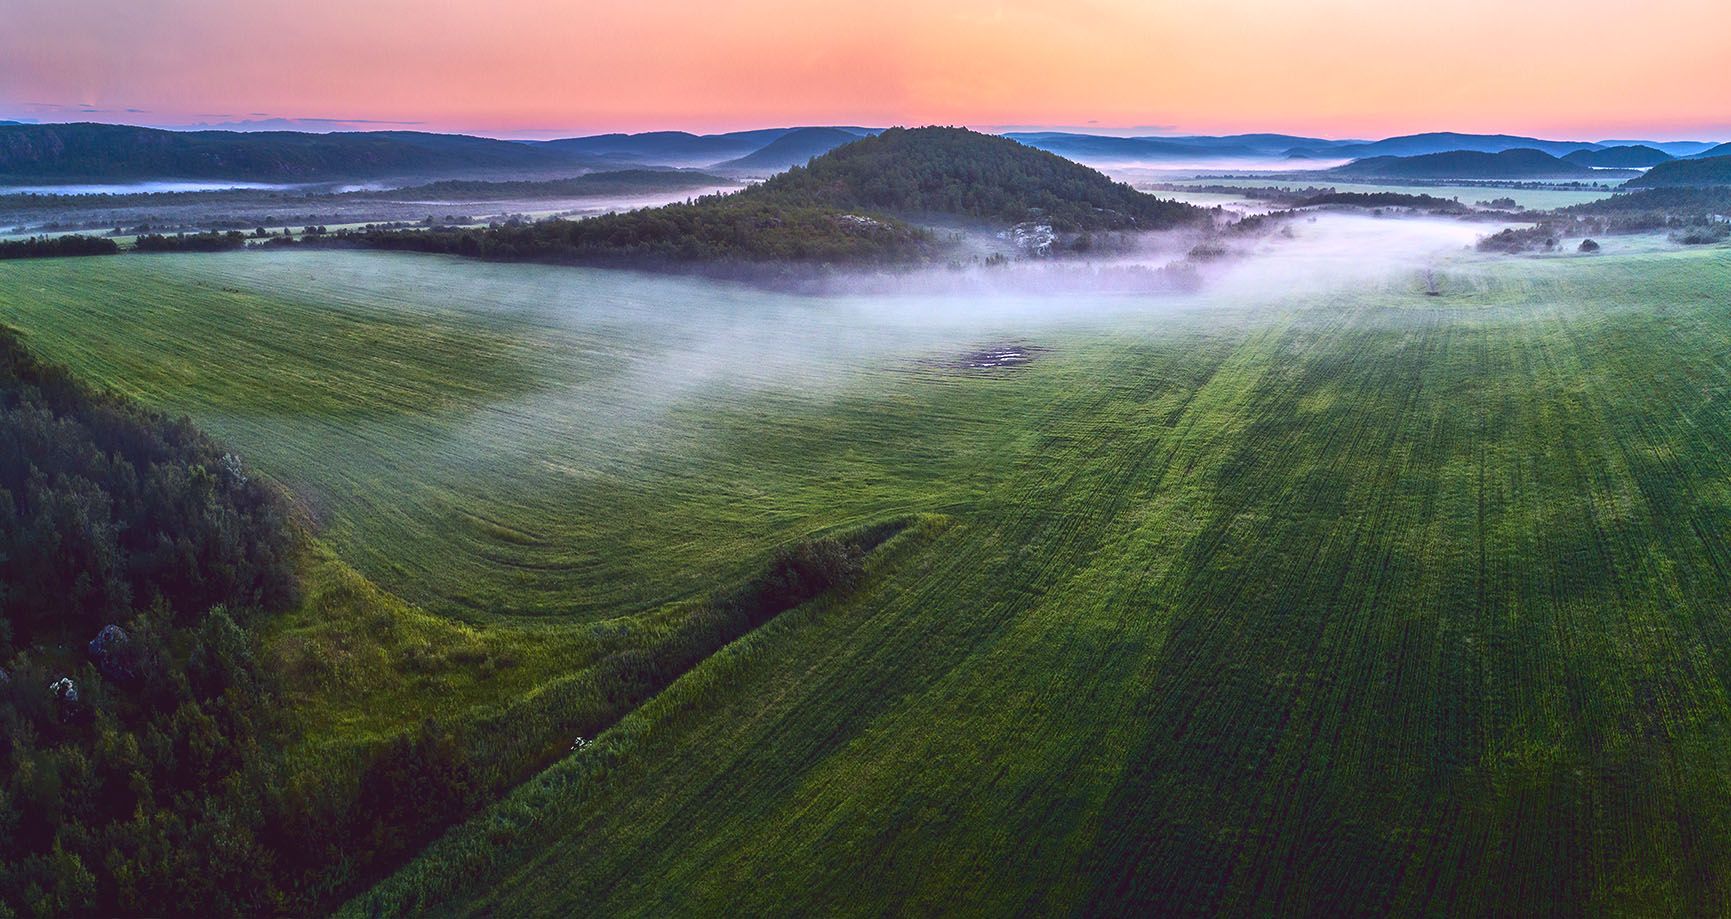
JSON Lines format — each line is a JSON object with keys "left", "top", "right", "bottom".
{"left": 534, "top": 128, "right": 793, "bottom": 164}
{"left": 1625, "top": 155, "right": 1731, "bottom": 188}
{"left": 1563, "top": 145, "right": 1673, "bottom": 168}
{"left": 1004, "top": 133, "right": 1262, "bottom": 161}
{"left": 38, "top": 244, "right": 1714, "bottom": 917}
{"left": 0, "top": 122, "right": 601, "bottom": 183}
{"left": 753, "top": 126, "right": 1203, "bottom": 231}
{"left": 1601, "top": 139, "right": 1720, "bottom": 156}
{"left": 1330, "top": 132, "right": 1598, "bottom": 158}
{"left": 714, "top": 127, "right": 863, "bottom": 171}
{"left": 0, "top": 323, "right": 301, "bottom": 914}
{"left": 1688, "top": 142, "right": 1731, "bottom": 159}
{"left": 316, "top": 127, "right": 1205, "bottom": 267}
{"left": 1329, "top": 148, "right": 1601, "bottom": 180}
{"left": 536, "top": 127, "right": 877, "bottom": 166}
{"left": 1565, "top": 185, "right": 1731, "bottom": 215}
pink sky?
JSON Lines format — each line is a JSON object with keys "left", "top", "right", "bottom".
{"left": 4, "top": 0, "right": 1728, "bottom": 139}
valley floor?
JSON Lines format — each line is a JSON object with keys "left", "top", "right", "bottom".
{"left": 4, "top": 242, "right": 1731, "bottom": 913}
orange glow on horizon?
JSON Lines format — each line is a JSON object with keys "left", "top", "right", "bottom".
{"left": 4, "top": 0, "right": 1728, "bottom": 139}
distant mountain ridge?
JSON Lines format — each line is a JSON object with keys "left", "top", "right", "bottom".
{"left": 535, "top": 127, "right": 877, "bottom": 167}
{"left": 713, "top": 127, "right": 873, "bottom": 172}
{"left": 0, "top": 122, "right": 607, "bottom": 183}
{"left": 1329, "top": 132, "right": 1600, "bottom": 159}
{"left": 1563, "top": 145, "right": 1673, "bottom": 168}
{"left": 316, "top": 126, "right": 1208, "bottom": 268}
{"left": 3, "top": 121, "right": 1724, "bottom": 185}
{"left": 1327, "top": 149, "right": 1604, "bottom": 180}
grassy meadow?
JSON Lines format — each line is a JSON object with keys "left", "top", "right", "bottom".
{"left": 4, "top": 239, "right": 1731, "bottom": 912}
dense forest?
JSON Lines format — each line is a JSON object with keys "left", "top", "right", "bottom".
{"left": 0, "top": 324, "right": 297, "bottom": 913}
{"left": 0, "top": 235, "right": 119, "bottom": 259}
{"left": 1625, "top": 155, "right": 1731, "bottom": 188}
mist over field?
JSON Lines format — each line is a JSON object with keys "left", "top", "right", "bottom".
{"left": 6, "top": 2, "right": 1731, "bottom": 909}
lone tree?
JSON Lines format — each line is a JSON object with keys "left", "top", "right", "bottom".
{"left": 1579, "top": 238, "right": 1601, "bottom": 253}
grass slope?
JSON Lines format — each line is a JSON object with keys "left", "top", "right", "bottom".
{"left": 350, "top": 245, "right": 1731, "bottom": 915}
{"left": 9, "top": 245, "right": 1731, "bottom": 913}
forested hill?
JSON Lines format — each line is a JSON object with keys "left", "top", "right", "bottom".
{"left": 306, "top": 127, "right": 1205, "bottom": 268}
{"left": 751, "top": 127, "right": 1204, "bottom": 231}
{"left": 1625, "top": 155, "right": 1731, "bottom": 188}
{"left": 0, "top": 123, "right": 602, "bottom": 183}
{"left": 1562, "top": 145, "right": 1673, "bottom": 168}
{"left": 0, "top": 325, "right": 301, "bottom": 914}
{"left": 1327, "top": 149, "right": 1601, "bottom": 180}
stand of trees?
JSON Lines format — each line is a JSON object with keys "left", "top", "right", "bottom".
{"left": 133, "top": 231, "right": 248, "bottom": 253}
{"left": 0, "top": 235, "right": 119, "bottom": 260}
{"left": 0, "top": 325, "right": 298, "bottom": 914}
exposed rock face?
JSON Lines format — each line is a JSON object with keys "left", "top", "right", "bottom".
{"left": 50, "top": 676, "right": 78, "bottom": 703}
{"left": 88, "top": 624, "right": 135, "bottom": 679}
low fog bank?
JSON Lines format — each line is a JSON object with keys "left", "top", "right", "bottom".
{"left": 223, "top": 207, "right": 1530, "bottom": 486}
{"left": 796, "top": 210, "right": 1503, "bottom": 302}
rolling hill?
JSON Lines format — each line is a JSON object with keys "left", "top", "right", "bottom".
{"left": 1005, "top": 133, "right": 1264, "bottom": 161}
{"left": 713, "top": 127, "right": 865, "bottom": 171}
{"left": 1563, "top": 145, "right": 1673, "bottom": 168}
{"left": 0, "top": 122, "right": 603, "bottom": 183}
{"left": 1687, "top": 142, "right": 1731, "bottom": 160}
{"left": 1329, "top": 132, "right": 1601, "bottom": 158}
{"left": 1624, "top": 155, "right": 1731, "bottom": 188}
{"left": 755, "top": 127, "right": 1203, "bottom": 230}
{"left": 1328, "top": 148, "right": 1602, "bottom": 180}
{"left": 1600, "top": 139, "right": 1720, "bottom": 157}
{"left": 537, "top": 127, "right": 877, "bottom": 166}
{"left": 320, "top": 127, "right": 1207, "bottom": 267}
{"left": 534, "top": 128, "right": 793, "bottom": 164}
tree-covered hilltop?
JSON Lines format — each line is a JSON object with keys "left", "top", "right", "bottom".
{"left": 302, "top": 126, "right": 1205, "bottom": 269}
{"left": 1624, "top": 155, "right": 1731, "bottom": 188}
{"left": 1561, "top": 145, "right": 1673, "bottom": 168}
{"left": 749, "top": 127, "right": 1203, "bottom": 231}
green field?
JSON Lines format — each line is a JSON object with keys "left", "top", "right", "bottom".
{"left": 5, "top": 240, "right": 1731, "bottom": 913}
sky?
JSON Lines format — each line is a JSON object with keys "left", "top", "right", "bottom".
{"left": 4, "top": 0, "right": 1729, "bottom": 140}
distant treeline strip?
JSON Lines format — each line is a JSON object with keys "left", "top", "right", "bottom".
{"left": 0, "top": 231, "right": 249, "bottom": 259}
{"left": 0, "top": 234, "right": 119, "bottom": 259}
